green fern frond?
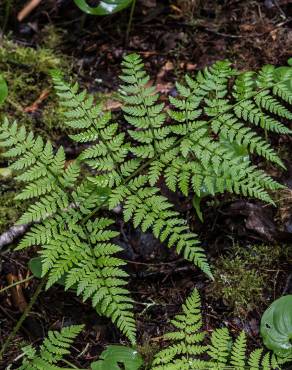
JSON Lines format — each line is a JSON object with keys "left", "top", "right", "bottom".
{"left": 49, "top": 57, "right": 291, "bottom": 285}
{"left": 0, "top": 119, "right": 77, "bottom": 224}
{"left": 119, "top": 53, "right": 175, "bottom": 159}
{"left": 19, "top": 325, "right": 83, "bottom": 370}
{"left": 110, "top": 181, "right": 212, "bottom": 278}
{"left": 52, "top": 71, "right": 212, "bottom": 277}
{"left": 152, "top": 290, "right": 208, "bottom": 369}
{"left": 36, "top": 209, "right": 135, "bottom": 344}
{"left": 212, "top": 114, "right": 284, "bottom": 168}
{"left": 233, "top": 68, "right": 292, "bottom": 134}
{"left": 152, "top": 289, "right": 284, "bottom": 370}
{"left": 51, "top": 71, "right": 132, "bottom": 188}
{"left": 230, "top": 331, "right": 247, "bottom": 369}
{"left": 1, "top": 57, "right": 291, "bottom": 353}
{"left": 208, "top": 328, "right": 232, "bottom": 366}
{"left": 0, "top": 118, "right": 135, "bottom": 343}
{"left": 234, "top": 99, "right": 291, "bottom": 134}
{"left": 166, "top": 63, "right": 288, "bottom": 205}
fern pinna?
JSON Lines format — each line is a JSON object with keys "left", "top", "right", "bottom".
{"left": 151, "top": 289, "right": 289, "bottom": 370}
{"left": 0, "top": 119, "right": 136, "bottom": 344}
{"left": 19, "top": 325, "right": 83, "bottom": 370}
{"left": 0, "top": 56, "right": 291, "bottom": 344}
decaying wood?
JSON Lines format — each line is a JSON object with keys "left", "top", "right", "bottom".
{"left": 0, "top": 224, "right": 29, "bottom": 251}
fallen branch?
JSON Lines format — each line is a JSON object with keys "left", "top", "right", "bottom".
{"left": 0, "top": 202, "right": 85, "bottom": 251}
{"left": 0, "top": 224, "right": 29, "bottom": 251}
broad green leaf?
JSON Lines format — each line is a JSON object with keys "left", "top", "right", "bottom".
{"left": 29, "top": 257, "right": 66, "bottom": 286}
{"left": 28, "top": 257, "right": 43, "bottom": 278}
{"left": 0, "top": 75, "right": 8, "bottom": 106}
{"left": 91, "top": 345, "right": 143, "bottom": 370}
{"left": 73, "top": 0, "right": 133, "bottom": 15}
{"left": 260, "top": 295, "right": 292, "bottom": 358}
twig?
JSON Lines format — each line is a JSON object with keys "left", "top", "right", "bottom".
{"left": 0, "top": 276, "right": 33, "bottom": 295}
{"left": 0, "top": 277, "right": 46, "bottom": 359}
{"left": 0, "top": 224, "right": 29, "bottom": 251}
{"left": 0, "top": 201, "right": 79, "bottom": 251}
{"left": 17, "top": 0, "right": 42, "bottom": 22}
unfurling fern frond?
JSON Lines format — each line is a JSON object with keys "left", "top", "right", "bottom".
{"left": 151, "top": 290, "right": 284, "bottom": 370}
{"left": 19, "top": 325, "right": 83, "bottom": 370}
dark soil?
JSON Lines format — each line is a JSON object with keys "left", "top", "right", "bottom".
{"left": 0, "top": 0, "right": 292, "bottom": 369}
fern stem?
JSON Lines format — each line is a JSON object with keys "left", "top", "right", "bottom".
{"left": 126, "top": 0, "right": 136, "bottom": 44}
{"left": 0, "top": 276, "right": 46, "bottom": 360}
{"left": 61, "top": 358, "right": 80, "bottom": 368}
{"left": 0, "top": 275, "right": 34, "bottom": 294}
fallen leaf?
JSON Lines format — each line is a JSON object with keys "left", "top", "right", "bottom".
{"left": 104, "top": 99, "right": 122, "bottom": 111}
{"left": 156, "top": 82, "right": 173, "bottom": 94}
{"left": 6, "top": 273, "right": 28, "bottom": 313}
{"left": 239, "top": 24, "right": 255, "bottom": 32}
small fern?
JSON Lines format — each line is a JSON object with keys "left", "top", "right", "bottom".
{"left": 1, "top": 55, "right": 291, "bottom": 344}
{"left": 19, "top": 325, "right": 83, "bottom": 370}
{"left": 18, "top": 325, "right": 143, "bottom": 370}
{"left": 151, "top": 290, "right": 290, "bottom": 370}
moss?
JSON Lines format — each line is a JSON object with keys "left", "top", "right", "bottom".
{"left": 0, "top": 31, "right": 73, "bottom": 232}
{"left": 0, "top": 37, "right": 65, "bottom": 73}
{"left": 40, "top": 24, "right": 67, "bottom": 51}
{"left": 0, "top": 35, "right": 72, "bottom": 137}
{"left": 207, "top": 244, "right": 290, "bottom": 316}
{"left": 138, "top": 341, "right": 160, "bottom": 369}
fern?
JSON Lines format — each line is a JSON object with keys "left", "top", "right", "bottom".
{"left": 19, "top": 325, "right": 83, "bottom": 370}
{"left": 18, "top": 326, "right": 143, "bottom": 370}
{"left": 52, "top": 70, "right": 211, "bottom": 278}
{"left": 151, "top": 290, "right": 287, "bottom": 370}
{"left": 0, "top": 122, "right": 135, "bottom": 344}
{"left": 120, "top": 54, "right": 175, "bottom": 159}
{"left": 1, "top": 56, "right": 291, "bottom": 344}
{"left": 0, "top": 118, "right": 72, "bottom": 224}
{"left": 51, "top": 55, "right": 292, "bottom": 280}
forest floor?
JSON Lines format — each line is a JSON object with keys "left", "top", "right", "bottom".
{"left": 0, "top": 0, "right": 292, "bottom": 368}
